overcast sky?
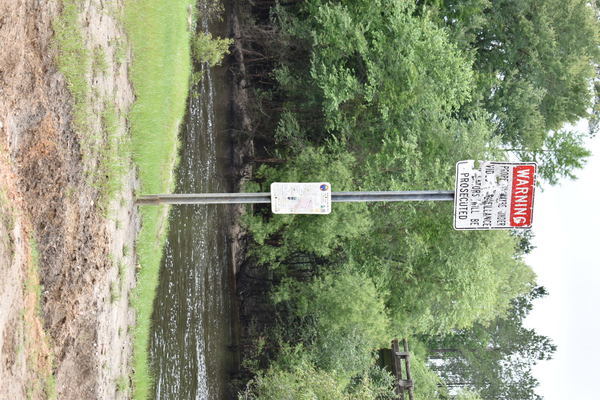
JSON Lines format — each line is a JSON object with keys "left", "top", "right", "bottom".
{"left": 525, "top": 127, "right": 600, "bottom": 399}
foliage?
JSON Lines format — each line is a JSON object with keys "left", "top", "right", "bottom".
{"left": 244, "top": 145, "right": 371, "bottom": 266}
{"left": 239, "top": 358, "right": 396, "bottom": 400}
{"left": 422, "top": 0, "right": 600, "bottom": 182}
{"left": 455, "top": 390, "right": 484, "bottom": 400}
{"left": 379, "top": 220, "right": 535, "bottom": 336}
{"left": 516, "top": 129, "right": 592, "bottom": 184}
{"left": 407, "top": 353, "right": 448, "bottom": 400}
{"left": 52, "top": 0, "right": 90, "bottom": 133}
{"left": 192, "top": 31, "right": 233, "bottom": 66}
{"left": 234, "top": 0, "right": 599, "bottom": 397}
{"left": 424, "top": 287, "right": 556, "bottom": 400}
{"left": 273, "top": 270, "right": 390, "bottom": 379}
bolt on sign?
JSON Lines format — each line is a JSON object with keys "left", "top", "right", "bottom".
{"left": 454, "top": 161, "right": 537, "bottom": 230}
{"left": 271, "top": 182, "right": 332, "bottom": 214}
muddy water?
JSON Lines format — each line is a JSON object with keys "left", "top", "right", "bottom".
{"left": 149, "top": 6, "right": 235, "bottom": 400}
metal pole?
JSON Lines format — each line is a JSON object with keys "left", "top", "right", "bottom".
{"left": 136, "top": 191, "right": 454, "bottom": 205}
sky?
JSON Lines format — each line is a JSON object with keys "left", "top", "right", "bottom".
{"left": 525, "top": 128, "right": 600, "bottom": 399}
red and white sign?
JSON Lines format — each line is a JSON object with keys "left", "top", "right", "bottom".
{"left": 454, "top": 161, "right": 536, "bottom": 230}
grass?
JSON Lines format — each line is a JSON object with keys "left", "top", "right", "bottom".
{"left": 111, "top": 38, "right": 127, "bottom": 66}
{"left": 93, "top": 46, "right": 108, "bottom": 74}
{"left": 116, "top": 374, "right": 130, "bottom": 394}
{"left": 123, "top": 0, "right": 194, "bottom": 398}
{"left": 0, "top": 188, "right": 15, "bottom": 257}
{"left": 54, "top": 1, "right": 130, "bottom": 213}
{"left": 52, "top": 0, "right": 90, "bottom": 134}
{"left": 110, "top": 282, "right": 121, "bottom": 303}
{"left": 98, "top": 99, "right": 130, "bottom": 211}
{"left": 25, "top": 237, "right": 57, "bottom": 400}
{"left": 1, "top": 186, "right": 55, "bottom": 399}
{"left": 53, "top": 0, "right": 195, "bottom": 398}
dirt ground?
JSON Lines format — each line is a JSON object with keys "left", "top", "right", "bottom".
{"left": 0, "top": 0, "right": 138, "bottom": 398}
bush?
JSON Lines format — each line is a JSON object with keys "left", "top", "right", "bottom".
{"left": 191, "top": 31, "right": 232, "bottom": 66}
{"left": 274, "top": 269, "right": 390, "bottom": 379}
{"left": 239, "top": 359, "right": 396, "bottom": 400}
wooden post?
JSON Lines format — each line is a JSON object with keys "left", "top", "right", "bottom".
{"left": 390, "top": 338, "right": 414, "bottom": 400}
{"left": 391, "top": 339, "right": 404, "bottom": 399}
{"left": 403, "top": 339, "right": 414, "bottom": 400}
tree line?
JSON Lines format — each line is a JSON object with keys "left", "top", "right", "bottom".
{"left": 233, "top": 1, "right": 599, "bottom": 399}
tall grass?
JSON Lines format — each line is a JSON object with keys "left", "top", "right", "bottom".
{"left": 123, "top": 1, "right": 194, "bottom": 398}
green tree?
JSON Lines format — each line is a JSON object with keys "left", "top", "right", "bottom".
{"left": 273, "top": 269, "right": 390, "bottom": 379}
{"left": 422, "top": 0, "right": 599, "bottom": 182}
{"left": 426, "top": 287, "right": 555, "bottom": 400}
{"left": 192, "top": 31, "right": 233, "bottom": 66}
{"left": 462, "top": 0, "right": 597, "bottom": 136}
{"left": 514, "top": 130, "right": 592, "bottom": 185}
{"left": 239, "top": 358, "right": 396, "bottom": 400}
{"left": 455, "top": 390, "right": 484, "bottom": 400}
{"left": 243, "top": 145, "right": 371, "bottom": 267}
{"left": 235, "top": 1, "right": 558, "bottom": 397}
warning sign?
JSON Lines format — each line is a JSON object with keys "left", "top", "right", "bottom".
{"left": 454, "top": 161, "right": 536, "bottom": 230}
{"left": 271, "top": 182, "right": 332, "bottom": 214}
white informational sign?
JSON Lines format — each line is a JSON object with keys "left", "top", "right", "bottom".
{"left": 271, "top": 182, "right": 332, "bottom": 214}
{"left": 454, "top": 161, "right": 537, "bottom": 230}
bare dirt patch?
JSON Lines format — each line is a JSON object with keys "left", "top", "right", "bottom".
{"left": 0, "top": 143, "right": 54, "bottom": 400}
{"left": 1, "top": 0, "right": 138, "bottom": 398}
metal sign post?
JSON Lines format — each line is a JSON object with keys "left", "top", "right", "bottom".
{"left": 135, "top": 190, "right": 455, "bottom": 205}
{"left": 136, "top": 161, "right": 537, "bottom": 230}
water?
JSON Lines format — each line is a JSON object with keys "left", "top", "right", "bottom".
{"left": 149, "top": 4, "right": 235, "bottom": 399}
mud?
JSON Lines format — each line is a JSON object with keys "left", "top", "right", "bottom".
{"left": 0, "top": 0, "right": 137, "bottom": 398}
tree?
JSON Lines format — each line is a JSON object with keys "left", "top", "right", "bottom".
{"left": 247, "top": 0, "right": 536, "bottom": 339}
{"left": 514, "top": 130, "right": 592, "bottom": 185}
{"left": 422, "top": 0, "right": 600, "bottom": 181}
{"left": 191, "top": 32, "right": 233, "bottom": 66}
{"left": 425, "top": 286, "right": 556, "bottom": 400}
{"left": 236, "top": 1, "right": 561, "bottom": 397}
{"left": 273, "top": 269, "right": 390, "bottom": 379}
{"left": 238, "top": 359, "right": 396, "bottom": 400}
{"left": 243, "top": 145, "right": 372, "bottom": 268}
{"left": 455, "top": 390, "right": 484, "bottom": 400}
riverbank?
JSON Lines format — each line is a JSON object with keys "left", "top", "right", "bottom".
{"left": 0, "top": 0, "right": 137, "bottom": 398}
{"left": 226, "top": 0, "right": 255, "bottom": 367}
{"left": 0, "top": 0, "right": 195, "bottom": 398}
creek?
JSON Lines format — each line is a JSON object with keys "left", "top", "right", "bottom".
{"left": 149, "top": 3, "right": 236, "bottom": 398}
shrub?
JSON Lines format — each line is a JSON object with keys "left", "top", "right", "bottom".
{"left": 191, "top": 31, "right": 233, "bottom": 66}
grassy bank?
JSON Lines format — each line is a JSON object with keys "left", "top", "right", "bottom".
{"left": 54, "top": 0, "right": 194, "bottom": 398}
{"left": 123, "top": 0, "right": 194, "bottom": 398}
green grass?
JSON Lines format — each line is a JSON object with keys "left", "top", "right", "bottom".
{"left": 111, "top": 38, "right": 127, "bottom": 66}
{"left": 54, "top": 1, "right": 129, "bottom": 213}
{"left": 52, "top": 0, "right": 90, "bottom": 134}
{"left": 53, "top": 0, "right": 194, "bottom": 397}
{"left": 0, "top": 188, "right": 15, "bottom": 256}
{"left": 123, "top": 0, "right": 194, "bottom": 398}
{"left": 98, "top": 100, "right": 130, "bottom": 211}
{"left": 116, "top": 374, "right": 130, "bottom": 394}
{"left": 93, "top": 46, "right": 108, "bottom": 74}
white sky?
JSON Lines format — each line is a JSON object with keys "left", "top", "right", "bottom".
{"left": 525, "top": 127, "right": 600, "bottom": 399}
